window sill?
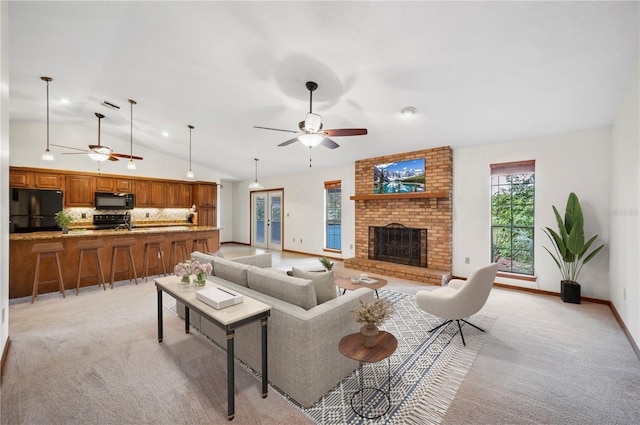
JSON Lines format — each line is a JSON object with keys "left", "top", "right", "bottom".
{"left": 323, "top": 248, "right": 342, "bottom": 254}
{"left": 496, "top": 272, "right": 537, "bottom": 282}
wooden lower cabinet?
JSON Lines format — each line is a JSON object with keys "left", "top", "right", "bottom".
{"left": 9, "top": 228, "right": 220, "bottom": 299}
{"left": 197, "top": 207, "right": 216, "bottom": 227}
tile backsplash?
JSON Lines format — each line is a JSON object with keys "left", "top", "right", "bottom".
{"left": 66, "top": 208, "right": 193, "bottom": 226}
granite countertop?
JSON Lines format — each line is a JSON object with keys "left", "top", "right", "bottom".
{"left": 10, "top": 226, "right": 219, "bottom": 241}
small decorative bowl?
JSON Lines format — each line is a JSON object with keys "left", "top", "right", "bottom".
{"left": 351, "top": 276, "right": 360, "bottom": 284}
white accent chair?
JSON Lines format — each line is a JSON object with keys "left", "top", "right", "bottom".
{"left": 415, "top": 263, "right": 498, "bottom": 346}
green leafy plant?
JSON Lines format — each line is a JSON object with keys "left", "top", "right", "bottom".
{"left": 542, "top": 192, "right": 604, "bottom": 283}
{"left": 319, "top": 256, "right": 334, "bottom": 270}
{"left": 54, "top": 210, "right": 73, "bottom": 228}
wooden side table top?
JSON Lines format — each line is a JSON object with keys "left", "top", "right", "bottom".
{"left": 338, "top": 331, "right": 398, "bottom": 363}
{"left": 335, "top": 276, "right": 388, "bottom": 292}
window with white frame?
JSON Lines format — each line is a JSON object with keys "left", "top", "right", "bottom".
{"left": 325, "top": 180, "right": 341, "bottom": 251}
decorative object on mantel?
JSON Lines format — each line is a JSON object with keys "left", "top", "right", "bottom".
{"left": 40, "top": 76, "right": 54, "bottom": 161}
{"left": 319, "top": 256, "right": 334, "bottom": 270}
{"left": 174, "top": 260, "right": 212, "bottom": 286}
{"left": 352, "top": 298, "right": 393, "bottom": 347}
{"left": 248, "top": 158, "right": 264, "bottom": 190}
{"left": 54, "top": 210, "right": 73, "bottom": 234}
{"left": 542, "top": 192, "right": 605, "bottom": 304}
{"left": 186, "top": 124, "right": 195, "bottom": 178}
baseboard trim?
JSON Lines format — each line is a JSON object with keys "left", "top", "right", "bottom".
{"left": 1, "top": 337, "right": 10, "bottom": 382}
{"left": 607, "top": 301, "right": 640, "bottom": 361}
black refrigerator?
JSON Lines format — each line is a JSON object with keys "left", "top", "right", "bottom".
{"left": 9, "top": 188, "right": 64, "bottom": 233}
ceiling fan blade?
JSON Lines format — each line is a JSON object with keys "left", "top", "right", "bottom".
{"left": 323, "top": 128, "right": 368, "bottom": 137}
{"left": 111, "top": 152, "right": 144, "bottom": 160}
{"left": 61, "top": 152, "right": 91, "bottom": 155}
{"left": 254, "top": 126, "right": 300, "bottom": 134}
{"left": 278, "top": 137, "right": 300, "bottom": 147}
{"left": 320, "top": 138, "right": 340, "bottom": 149}
{"left": 51, "top": 144, "right": 89, "bottom": 152}
{"left": 108, "top": 156, "right": 119, "bottom": 162}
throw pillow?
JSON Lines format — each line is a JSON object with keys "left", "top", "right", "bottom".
{"left": 292, "top": 267, "right": 337, "bottom": 304}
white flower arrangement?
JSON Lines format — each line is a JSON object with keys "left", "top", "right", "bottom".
{"left": 174, "top": 260, "right": 212, "bottom": 282}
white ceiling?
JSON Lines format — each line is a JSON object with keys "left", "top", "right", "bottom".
{"left": 8, "top": 1, "right": 639, "bottom": 182}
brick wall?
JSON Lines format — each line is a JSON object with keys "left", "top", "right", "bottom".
{"left": 344, "top": 146, "right": 452, "bottom": 285}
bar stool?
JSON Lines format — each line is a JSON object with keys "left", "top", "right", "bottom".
{"left": 31, "top": 242, "right": 66, "bottom": 303}
{"left": 169, "top": 234, "right": 191, "bottom": 269}
{"left": 76, "top": 239, "right": 107, "bottom": 295}
{"left": 192, "top": 236, "right": 210, "bottom": 254}
{"left": 142, "top": 235, "right": 167, "bottom": 282}
{"left": 109, "top": 237, "right": 139, "bottom": 288}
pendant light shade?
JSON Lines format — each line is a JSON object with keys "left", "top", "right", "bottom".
{"left": 127, "top": 99, "right": 137, "bottom": 170}
{"left": 187, "top": 125, "right": 194, "bottom": 178}
{"left": 248, "top": 158, "right": 264, "bottom": 190}
{"left": 41, "top": 76, "right": 54, "bottom": 161}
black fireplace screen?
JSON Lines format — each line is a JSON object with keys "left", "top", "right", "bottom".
{"left": 368, "top": 223, "right": 427, "bottom": 267}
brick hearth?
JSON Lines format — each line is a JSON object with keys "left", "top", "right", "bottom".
{"left": 344, "top": 146, "right": 452, "bottom": 286}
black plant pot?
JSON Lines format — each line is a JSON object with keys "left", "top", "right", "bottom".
{"left": 561, "top": 280, "right": 581, "bottom": 304}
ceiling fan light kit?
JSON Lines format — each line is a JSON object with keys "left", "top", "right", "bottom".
{"left": 253, "top": 81, "right": 368, "bottom": 165}
{"left": 187, "top": 124, "right": 195, "bottom": 178}
{"left": 402, "top": 106, "right": 417, "bottom": 116}
{"left": 41, "top": 76, "right": 54, "bottom": 161}
{"left": 248, "top": 158, "right": 264, "bottom": 190}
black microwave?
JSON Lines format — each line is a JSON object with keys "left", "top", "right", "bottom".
{"left": 94, "top": 192, "right": 135, "bottom": 210}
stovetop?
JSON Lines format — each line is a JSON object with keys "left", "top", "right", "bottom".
{"left": 93, "top": 213, "right": 130, "bottom": 229}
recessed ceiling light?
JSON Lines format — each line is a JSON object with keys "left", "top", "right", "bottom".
{"left": 401, "top": 106, "right": 416, "bottom": 116}
{"left": 162, "top": 131, "right": 169, "bottom": 138}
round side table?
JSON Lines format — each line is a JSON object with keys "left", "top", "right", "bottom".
{"left": 338, "top": 331, "right": 398, "bottom": 419}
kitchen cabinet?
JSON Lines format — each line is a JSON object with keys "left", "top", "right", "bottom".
{"left": 134, "top": 180, "right": 151, "bottom": 207}
{"left": 96, "top": 177, "right": 134, "bottom": 193}
{"left": 9, "top": 170, "right": 33, "bottom": 188}
{"left": 150, "top": 181, "right": 166, "bottom": 207}
{"left": 34, "top": 172, "right": 63, "bottom": 189}
{"left": 9, "top": 169, "right": 61, "bottom": 189}
{"left": 64, "top": 175, "right": 94, "bottom": 207}
{"left": 198, "top": 207, "right": 216, "bottom": 227}
{"left": 194, "top": 183, "right": 217, "bottom": 208}
{"left": 167, "top": 183, "right": 192, "bottom": 208}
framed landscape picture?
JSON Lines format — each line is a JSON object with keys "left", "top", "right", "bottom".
{"left": 373, "top": 158, "right": 425, "bottom": 194}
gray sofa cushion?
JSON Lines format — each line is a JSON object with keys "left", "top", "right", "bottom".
{"left": 247, "top": 267, "right": 317, "bottom": 310}
{"left": 212, "top": 257, "right": 251, "bottom": 287}
{"left": 231, "top": 253, "right": 272, "bottom": 268}
{"left": 292, "top": 267, "right": 337, "bottom": 304}
{"left": 191, "top": 251, "right": 216, "bottom": 265}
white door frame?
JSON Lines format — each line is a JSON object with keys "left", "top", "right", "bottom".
{"left": 251, "top": 189, "right": 283, "bottom": 251}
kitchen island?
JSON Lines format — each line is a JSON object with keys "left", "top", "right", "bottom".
{"left": 9, "top": 226, "right": 220, "bottom": 299}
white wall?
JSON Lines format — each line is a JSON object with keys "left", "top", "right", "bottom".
{"left": 453, "top": 127, "right": 611, "bottom": 299}
{"left": 219, "top": 179, "right": 234, "bottom": 242}
{"left": 1, "top": 1, "right": 10, "bottom": 362}
{"left": 9, "top": 122, "right": 232, "bottom": 183}
{"left": 231, "top": 163, "right": 356, "bottom": 259}
{"left": 610, "top": 56, "right": 639, "bottom": 347}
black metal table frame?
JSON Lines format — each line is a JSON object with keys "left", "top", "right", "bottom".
{"left": 351, "top": 356, "right": 392, "bottom": 419}
{"left": 156, "top": 284, "right": 270, "bottom": 421}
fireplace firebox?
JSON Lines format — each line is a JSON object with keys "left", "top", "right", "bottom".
{"left": 368, "top": 223, "right": 427, "bottom": 268}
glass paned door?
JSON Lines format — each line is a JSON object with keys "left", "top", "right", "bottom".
{"left": 252, "top": 190, "right": 283, "bottom": 251}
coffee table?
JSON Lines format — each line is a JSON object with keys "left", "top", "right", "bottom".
{"left": 338, "top": 331, "right": 398, "bottom": 419}
{"left": 335, "top": 276, "right": 388, "bottom": 298}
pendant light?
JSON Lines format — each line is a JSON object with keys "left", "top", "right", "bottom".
{"left": 187, "top": 124, "right": 194, "bottom": 178}
{"left": 41, "top": 76, "right": 54, "bottom": 161}
{"left": 248, "top": 158, "right": 264, "bottom": 190}
{"left": 127, "top": 99, "right": 137, "bottom": 170}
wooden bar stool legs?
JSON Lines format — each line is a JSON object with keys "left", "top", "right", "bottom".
{"left": 143, "top": 236, "right": 167, "bottom": 282}
{"left": 31, "top": 242, "right": 66, "bottom": 303}
{"left": 109, "top": 237, "right": 139, "bottom": 288}
{"left": 169, "top": 235, "right": 191, "bottom": 269}
{"left": 192, "top": 237, "right": 210, "bottom": 254}
{"left": 76, "top": 240, "right": 106, "bottom": 295}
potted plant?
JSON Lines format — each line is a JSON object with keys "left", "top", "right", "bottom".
{"left": 319, "top": 256, "right": 334, "bottom": 271}
{"left": 54, "top": 210, "right": 73, "bottom": 234}
{"left": 542, "top": 192, "right": 605, "bottom": 304}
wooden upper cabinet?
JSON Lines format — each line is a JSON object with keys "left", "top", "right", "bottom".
{"left": 34, "top": 173, "right": 63, "bottom": 189}
{"left": 150, "top": 181, "right": 166, "bottom": 207}
{"left": 9, "top": 170, "right": 33, "bottom": 188}
{"left": 195, "top": 183, "right": 217, "bottom": 208}
{"left": 134, "top": 180, "right": 151, "bottom": 207}
{"left": 167, "top": 183, "right": 192, "bottom": 208}
{"left": 96, "top": 177, "right": 134, "bottom": 193}
{"left": 64, "top": 175, "right": 94, "bottom": 207}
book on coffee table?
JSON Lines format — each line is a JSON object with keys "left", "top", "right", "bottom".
{"left": 359, "top": 278, "right": 378, "bottom": 285}
{"left": 196, "top": 286, "right": 243, "bottom": 309}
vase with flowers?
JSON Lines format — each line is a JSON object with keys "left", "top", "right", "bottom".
{"left": 351, "top": 298, "right": 393, "bottom": 347}
{"left": 174, "top": 260, "right": 212, "bottom": 286}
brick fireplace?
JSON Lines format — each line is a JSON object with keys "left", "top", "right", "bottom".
{"left": 344, "top": 146, "right": 452, "bottom": 285}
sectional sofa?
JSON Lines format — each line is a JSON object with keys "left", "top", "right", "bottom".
{"left": 175, "top": 251, "right": 373, "bottom": 408}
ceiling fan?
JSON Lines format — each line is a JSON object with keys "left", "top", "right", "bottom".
{"left": 254, "top": 81, "right": 367, "bottom": 150}
{"left": 53, "top": 112, "right": 143, "bottom": 162}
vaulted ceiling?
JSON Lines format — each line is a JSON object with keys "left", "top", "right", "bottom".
{"left": 8, "top": 1, "right": 639, "bottom": 181}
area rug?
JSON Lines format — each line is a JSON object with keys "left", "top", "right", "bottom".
{"left": 164, "top": 288, "right": 495, "bottom": 425}
{"left": 280, "top": 289, "right": 495, "bottom": 424}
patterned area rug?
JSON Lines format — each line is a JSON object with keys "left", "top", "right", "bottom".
{"left": 164, "top": 288, "right": 495, "bottom": 425}
{"left": 282, "top": 289, "right": 495, "bottom": 424}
